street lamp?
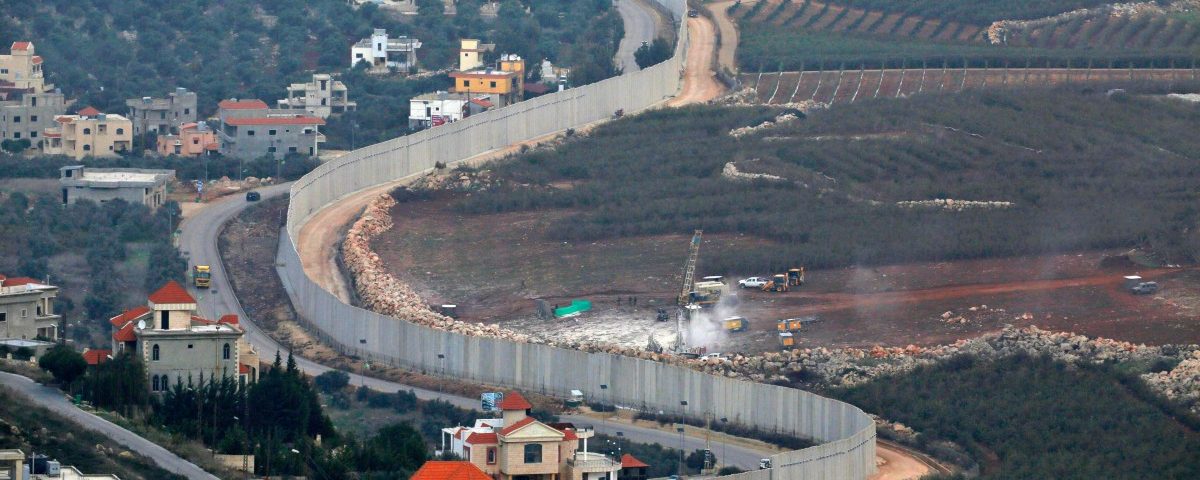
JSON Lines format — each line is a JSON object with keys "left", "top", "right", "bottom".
{"left": 719, "top": 417, "right": 728, "bottom": 471}
{"left": 676, "top": 424, "right": 686, "bottom": 477}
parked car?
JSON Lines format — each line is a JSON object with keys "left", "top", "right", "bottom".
{"left": 759, "top": 458, "right": 772, "bottom": 469}
{"left": 1131, "top": 281, "right": 1159, "bottom": 295}
{"left": 738, "top": 277, "right": 769, "bottom": 288}
{"left": 246, "top": 191, "right": 261, "bottom": 201}
{"left": 687, "top": 9, "right": 699, "bottom": 17}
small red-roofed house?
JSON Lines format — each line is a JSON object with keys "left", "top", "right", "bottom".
{"left": 411, "top": 461, "right": 493, "bottom": 480}
{"left": 618, "top": 454, "right": 650, "bottom": 480}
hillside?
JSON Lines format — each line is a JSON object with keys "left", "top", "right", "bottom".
{"left": 0, "top": 0, "right": 621, "bottom": 145}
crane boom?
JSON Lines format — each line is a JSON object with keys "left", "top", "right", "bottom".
{"left": 678, "top": 229, "right": 702, "bottom": 305}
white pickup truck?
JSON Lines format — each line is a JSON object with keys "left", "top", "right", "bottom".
{"left": 738, "top": 277, "right": 769, "bottom": 288}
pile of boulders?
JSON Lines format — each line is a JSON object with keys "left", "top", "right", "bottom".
{"left": 896, "top": 199, "right": 1014, "bottom": 211}
{"left": 409, "top": 168, "right": 499, "bottom": 192}
{"left": 1143, "top": 350, "right": 1200, "bottom": 410}
{"left": 987, "top": 1, "right": 1198, "bottom": 45}
{"left": 728, "top": 112, "right": 799, "bottom": 138}
{"left": 721, "top": 161, "right": 787, "bottom": 182}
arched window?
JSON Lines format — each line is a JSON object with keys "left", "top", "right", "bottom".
{"left": 152, "top": 375, "right": 160, "bottom": 391}
{"left": 151, "top": 344, "right": 160, "bottom": 361}
{"left": 523, "top": 444, "right": 542, "bottom": 464}
{"left": 82, "top": 128, "right": 91, "bottom": 135}
{"left": 162, "top": 375, "right": 170, "bottom": 390}
{"left": 223, "top": 343, "right": 231, "bottom": 360}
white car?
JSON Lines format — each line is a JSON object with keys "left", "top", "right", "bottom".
{"left": 738, "top": 277, "right": 768, "bottom": 288}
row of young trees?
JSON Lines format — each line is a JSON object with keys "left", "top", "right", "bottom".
{"left": 455, "top": 87, "right": 1200, "bottom": 272}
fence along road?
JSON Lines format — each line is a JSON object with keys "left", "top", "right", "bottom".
{"left": 275, "top": 0, "right": 877, "bottom": 477}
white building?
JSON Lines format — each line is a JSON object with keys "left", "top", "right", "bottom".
{"left": 0, "top": 274, "right": 60, "bottom": 342}
{"left": 351, "top": 29, "right": 422, "bottom": 73}
{"left": 58, "top": 165, "right": 173, "bottom": 209}
{"left": 277, "top": 73, "right": 356, "bottom": 119}
{"left": 1, "top": 449, "right": 121, "bottom": 480}
{"left": 408, "top": 91, "right": 494, "bottom": 129}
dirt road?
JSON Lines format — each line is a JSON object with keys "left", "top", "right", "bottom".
{"left": 668, "top": 15, "right": 724, "bottom": 106}
{"left": 871, "top": 441, "right": 944, "bottom": 480}
{"left": 707, "top": 0, "right": 742, "bottom": 73}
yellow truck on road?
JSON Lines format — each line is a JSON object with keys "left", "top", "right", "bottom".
{"left": 193, "top": 265, "right": 212, "bottom": 288}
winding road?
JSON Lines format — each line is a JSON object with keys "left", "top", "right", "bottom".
{"left": 614, "top": 0, "right": 664, "bottom": 73}
{"left": 0, "top": 372, "right": 217, "bottom": 480}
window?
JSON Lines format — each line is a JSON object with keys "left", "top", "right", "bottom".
{"left": 30, "top": 115, "right": 37, "bottom": 122}
{"left": 268, "top": 129, "right": 277, "bottom": 136}
{"left": 463, "top": 80, "right": 471, "bottom": 87}
{"left": 20, "top": 309, "right": 27, "bottom": 318}
{"left": 463, "top": 447, "right": 471, "bottom": 461}
{"left": 187, "top": 343, "right": 193, "bottom": 349}
{"left": 151, "top": 344, "right": 160, "bottom": 361}
{"left": 83, "top": 144, "right": 91, "bottom": 151}
{"left": 161, "top": 375, "right": 169, "bottom": 390}
{"left": 30, "top": 131, "right": 36, "bottom": 138}
{"left": 36, "top": 305, "right": 42, "bottom": 316}
{"left": 160, "top": 310, "right": 168, "bottom": 329}
{"left": 184, "top": 108, "right": 190, "bottom": 115}
{"left": 223, "top": 343, "right": 231, "bottom": 359}
{"left": 12, "top": 132, "right": 19, "bottom": 139}
{"left": 193, "top": 138, "right": 199, "bottom": 144}
{"left": 82, "top": 128, "right": 91, "bottom": 135}
{"left": 489, "top": 81, "right": 497, "bottom": 88}
{"left": 0, "top": 68, "right": 6, "bottom": 74}
{"left": 487, "top": 447, "right": 497, "bottom": 464}
{"left": 152, "top": 375, "right": 160, "bottom": 391}
{"left": 116, "top": 128, "right": 124, "bottom": 135}
{"left": 0, "top": 312, "right": 6, "bottom": 322}
{"left": 160, "top": 112, "right": 166, "bottom": 119}
{"left": 289, "top": 146, "right": 297, "bottom": 153}
{"left": 247, "top": 130, "right": 255, "bottom": 136}
{"left": 12, "top": 116, "right": 19, "bottom": 123}
{"left": 267, "top": 146, "right": 277, "bottom": 153}
{"left": 523, "top": 444, "right": 542, "bottom": 463}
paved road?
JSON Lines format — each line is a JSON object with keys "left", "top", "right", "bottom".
{"left": 0, "top": 372, "right": 217, "bottom": 480}
{"left": 178, "top": 186, "right": 774, "bottom": 470}
{"left": 615, "top": 0, "right": 663, "bottom": 73}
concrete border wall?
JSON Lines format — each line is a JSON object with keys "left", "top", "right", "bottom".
{"left": 276, "top": 1, "right": 876, "bottom": 478}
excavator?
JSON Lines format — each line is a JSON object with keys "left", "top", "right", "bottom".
{"left": 761, "top": 274, "right": 789, "bottom": 292}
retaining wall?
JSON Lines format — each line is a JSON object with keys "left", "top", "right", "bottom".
{"left": 276, "top": 1, "right": 876, "bottom": 478}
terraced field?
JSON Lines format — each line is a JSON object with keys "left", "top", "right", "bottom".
{"left": 734, "top": 0, "right": 986, "bottom": 42}
{"left": 1003, "top": 13, "right": 1200, "bottom": 50}
{"left": 740, "top": 67, "right": 1200, "bottom": 105}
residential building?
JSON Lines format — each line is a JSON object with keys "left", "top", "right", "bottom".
{"left": 540, "top": 59, "right": 570, "bottom": 85}
{"left": 58, "top": 165, "right": 173, "bottom": 209}
{"left": 124, "top": 88, "right": 197, "bottom": 136}
{"left": 450, "top": 54, "right": 525, "bottom": 107}
{"left": 82, "top": 348, "right": 112, "bottom": 367}
{"left": 617, "top": 455, "right": 649, "bottom": 480}
{"left": 109, "top": 281, "right": 259, "bottom": 393}
{"left": 350, "top": 29, "right": 422, "bottom": 73}
{"left": 41, "top": 107, "right": 133, "bottom": 159}
{"left": 216, "top": 99, "right": 325, "bottom": 159}
{"left": 438, "top": 391, "right": 622, "bottom": 480}
{"left": 0, "top": 274, "right": 60, "bottom": 342}
{"left": 156, "top": 122, "right": 217, "bottom": 157}
{"left": 458, "top": 39, "right": 494, "bottom": 71}
{"left": 408, "top": 91, "right": 494, "bottom": 129}
{"left": 1, "top": 449, "right": 121, "bottom": 480}
{"left": 412, "top": 461, "right": 492, "bottom": 480}
{"left": 277, "top": 73, "right": 356, "bottom": 119}
{"left": 0, "top": 41, "right": 68, "bottom": 149}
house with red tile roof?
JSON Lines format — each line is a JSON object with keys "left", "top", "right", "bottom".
{"left": 411, "top": 461, "right": 492, "bottom": 480}
{"left": 216, "top": 98, "right": 325, "bottom": 160}
{"left": 0, "top": 41, "right": 67, "bottom": 151}
{"left": 41, "top": 107, "right": 133, "bottom": 160}
{"left": 618, "top": 454, "right": 650, "bottom": 480}
{"left": 438, "top": 391, "right": 621, "bottom": 480}
{"left": 108, "top": 281, "right": 260, "bottom": 393}
{"left": 0, "top": 274, "right": 60, "bottom": 341}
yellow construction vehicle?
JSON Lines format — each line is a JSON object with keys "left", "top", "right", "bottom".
{"left": 778, "top": 332, "right": 795, "bottom": 349}
{"left": 193, "top": 265, "right": 211, "bottom": 288}
{"left": 689, "top": 280, "right": 725, "bottom": 306}
{"left": 761, "top": 274, "right": 789, "bottom": 292}
{"left": 787, "top": 268, "right": 805, "bottom": 287}
{"left": 724, "top": 316, "right": 747, "bottom": 333}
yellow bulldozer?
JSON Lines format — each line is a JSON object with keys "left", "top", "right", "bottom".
{"left": 761, "top": 274, "right": 789, "bottom": 292}
{"left": 787, "top": 267, "right": 805, "bottom": 286}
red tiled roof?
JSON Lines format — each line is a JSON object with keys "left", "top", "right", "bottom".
{"left": 218, "top": 99, "right": 269, "bottom": 110}
{"left": 498, "top": 416, "right": 536, "bottom": 436}
{"left": 621, "top": 454, "right": 649, "bottom": 468}
{"left": 109, "top": 306, "right": 151, "bottom": 327}
{"left": 82, "top": 349, "right": 112, "bottom": 366}
{"left": 560, "top": 429, "right": 578, "bottom": 441}
{"left": 10, "top": 42, "right": 31, "bottom": 51}
{"left": 469, "top": 98, "right": 493, "bottom": 108}
{"left": 113, "top": 322, "right": 137, "bottom": 342}
{"left": 465, "top": 432, "right": 497, "bottom": 444}
{"left": 77, "top": 106, "right": 101, "bottom": 116}
{"left": 524, "top": 83, "right": 552, "bottom": 95}
{"left": 190, "top": 315, "right": 215, "bottom": 325}
{"left": 218, "top": 314, "right": 240, "bottom": 325}
{"left": 1, "top": 276, "right": 39, "bottom": 287}
{"left": 410, "top": 461, "right": 492, "bottom": 480}
{"left": 498, "top": 391, "right": 532, "bottom": 410}
{"left": 223, "top": 116, "right": 325, "bottom": 126}
{"left": 239, "top": 364, "right": 251, "bottom": 374}
{"left": 148, "top": 281, "right": 195, "bottom": 305}
{"left": 31, "top": 56, "right": 42, "bottom": 65}
{"left": 43, "top": 132, "right": 61, "bottom": 138}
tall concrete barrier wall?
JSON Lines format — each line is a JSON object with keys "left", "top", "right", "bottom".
{"left": 276, "top": 1, "right": 877, "bottom": 478}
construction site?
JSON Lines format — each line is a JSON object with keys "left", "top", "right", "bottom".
{"left": 365, "top": 186, "right": 1199, "bottom": 357}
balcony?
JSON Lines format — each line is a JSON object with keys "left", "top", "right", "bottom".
{"left": 566, "top": 452, "right": 620, "bottom": 473}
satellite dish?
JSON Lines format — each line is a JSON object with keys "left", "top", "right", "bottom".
{"left": 137, "top": 319, "right": 146, "bottom": 330}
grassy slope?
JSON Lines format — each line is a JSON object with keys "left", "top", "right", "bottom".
{"left": 833, "top": 355, "right": 1200, "bottom": 478}
{"left": 456, "top": 89, "right": 1200, "bottom": 272}
{"left": 831, "top": 0, "right": 1115, "bottom": 24}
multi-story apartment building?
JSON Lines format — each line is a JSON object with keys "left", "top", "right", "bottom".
{"left": 450, "top": 53, "right": 525, "bottom": 107}
{"left": 156, "top": 121, "right": 217, "bottom": 157}
{"left": 125, "top": 87, "right": 198, "bottom": 136}
{"left": 277, "top": 73, "right": 356, "bottom": 119}
{"left": 458, "top": 39, "right": 494, "bottom": 71}
{"left": 0, "top": 274, "right": 60, "bottom": 341}
{"left": 351, "top": 29, "right": 422, "bottom": 73}
{"left": 217, "top": 99, "right": 325, "bottom": 159}
{"left": 109, "top": 281, "right": 259, "bottom": 392}
{"left": 58, "top": 165, "right": 173, "bottom": 209}
{"left": 41, "top": 107, "right": 133, "bottom": 159}
{"left": 0, "top": 41, "right": 67, "bottom": 149}
{"left": 439, "top": 391, "right": 623, "bottom": 480}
